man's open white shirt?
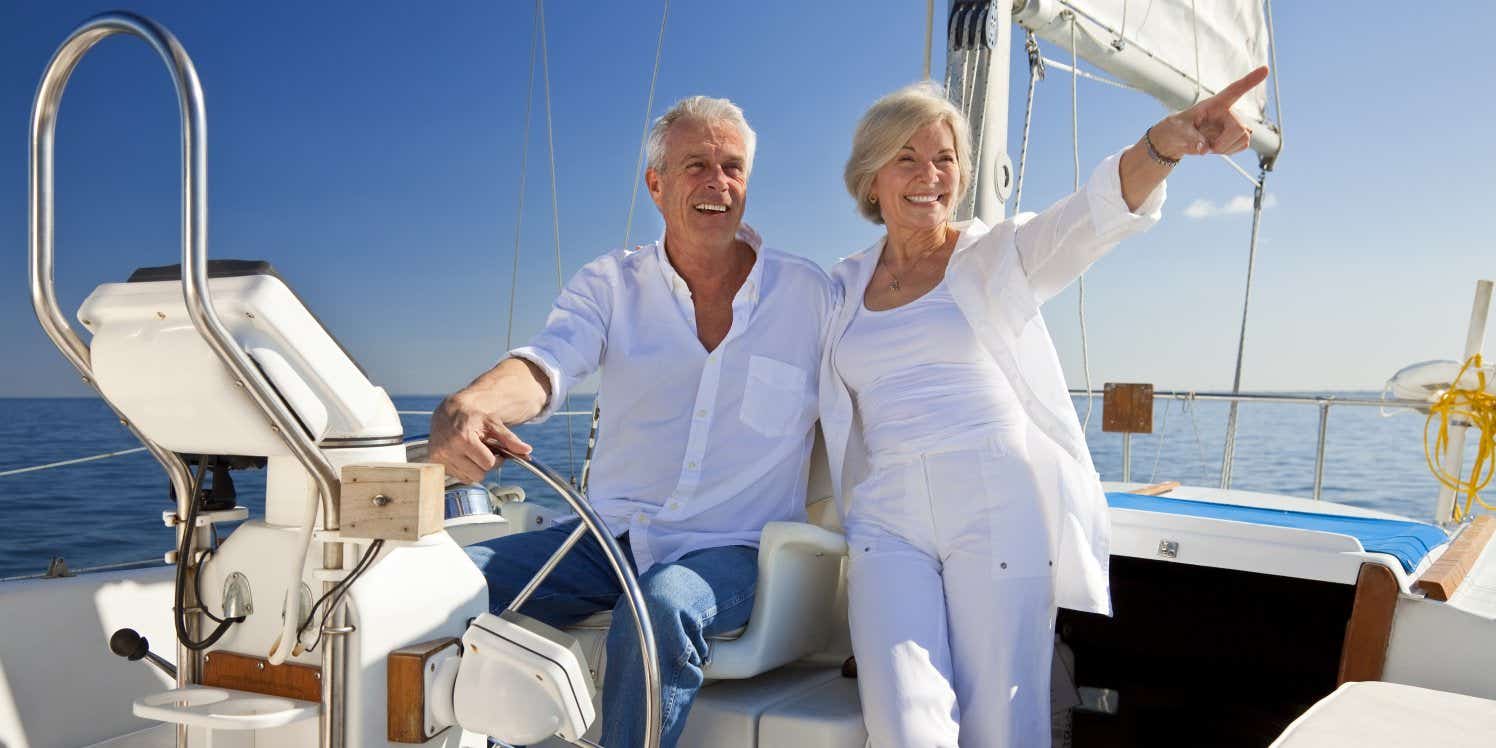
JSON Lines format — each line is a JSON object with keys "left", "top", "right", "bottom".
{"left": 511, "top": 225, "right": 833, "bottom": 572}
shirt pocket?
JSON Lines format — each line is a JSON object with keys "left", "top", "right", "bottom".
{"left": 740, "top": 354, "right": 809, "bottom": 437}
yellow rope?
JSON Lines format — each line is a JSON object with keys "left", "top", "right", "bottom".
{"left": 1424, "top": 354, "right": 1496, "bottom": 522}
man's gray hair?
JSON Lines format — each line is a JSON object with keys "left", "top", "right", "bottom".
{"left": 646, "top": 96, "right": 757, "bottom": 177}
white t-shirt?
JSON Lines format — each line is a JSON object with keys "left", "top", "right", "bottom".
{"left": 834, "top": 279, "right": 1027, "bottom": 457}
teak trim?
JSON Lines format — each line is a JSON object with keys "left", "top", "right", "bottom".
{"left": 1337, "top": 562, "right": 1400, "bottom": 685}
{"left": 201, "top": 650, "right": 321, "bottom": 702}
{"left": 1415, "top": 515, "right": 1496, "bottom": 602}
{"left": 1130, "top": 480, "right": 1180, "bottom": 496}
{"left": 1102, "top": 382, "right": 1154, "bottom": 434}
{"left": 388, "top": 637, "right": 461, "bottom": 743}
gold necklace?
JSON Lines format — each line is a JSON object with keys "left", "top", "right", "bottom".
{"left": 881, "top": 243, "right": 942, "bottom": 292}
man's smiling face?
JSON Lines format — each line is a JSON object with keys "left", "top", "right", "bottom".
{"left": 646, "top": 118, "right": 749, "bottom": 250}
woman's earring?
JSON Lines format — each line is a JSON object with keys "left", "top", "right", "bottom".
{"left": 869, "top": 195, "right": 878, "bottom": 204}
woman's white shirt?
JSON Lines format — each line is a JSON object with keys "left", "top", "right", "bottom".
{"left": 834, "top": 280, "right": 1027, "bottom": 458}
{"left": 818, "top": 150, "right": 1165, "bottom": 615}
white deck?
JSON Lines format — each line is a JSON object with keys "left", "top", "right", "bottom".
{"left": 0, "top": 485, "right": 1472, "bottom": 747}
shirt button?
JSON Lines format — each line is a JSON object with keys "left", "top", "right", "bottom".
{"left": 669, "top": 502, "right": 680, "bottom": 510}
{"left": 696, "top": 409, "right": 708, "bottom": 418}
{"left": 688, "top": 461, "right": 698, "bottom": 469}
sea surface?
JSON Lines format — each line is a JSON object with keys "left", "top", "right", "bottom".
{"left": 0, "top": 392, "right": 1475, "bottom": 579}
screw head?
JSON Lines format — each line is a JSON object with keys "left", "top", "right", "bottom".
{"left": 371, "top": 494, "right": 392, "bottom": 507}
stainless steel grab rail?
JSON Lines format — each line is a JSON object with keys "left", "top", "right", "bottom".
{"left": 28, "top": 12, "right": 346, "bottom": 747}
{"left": 1070, "top": 388, "right": 1432, "bottom": 503}
{"left": 29, "top": 14, "right": 207, "bottom": 747}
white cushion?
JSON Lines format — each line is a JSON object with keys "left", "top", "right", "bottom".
{"left": 1271, "top": 681, "right": 1496, "bottom": 747}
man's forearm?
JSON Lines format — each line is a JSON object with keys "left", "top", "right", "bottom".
{"left": 447, "top": 357, "right": 552, "bottom": 425}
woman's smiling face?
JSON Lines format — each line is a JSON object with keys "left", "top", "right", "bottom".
{"left": 871, "top": 120, "right": 960, "bottom": 232}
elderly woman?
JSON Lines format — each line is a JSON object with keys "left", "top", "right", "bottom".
{"left": 820, "top": 68, "right": 1267, "bottom": 747}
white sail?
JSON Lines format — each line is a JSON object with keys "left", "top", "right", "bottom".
{"left": 1014, "top": 0, "right": 1281, "bottom": 161}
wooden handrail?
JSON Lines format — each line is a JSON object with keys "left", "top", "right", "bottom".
{"left": 1414, "top": 515, "right": 1496, "bottom": 602}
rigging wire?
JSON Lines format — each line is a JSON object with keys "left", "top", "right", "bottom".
{"left": 1219, "top": 166, "right": 1269, "bottom": 488}
{"left": 1184, "top": 392, "right": 1208, "bottom": 470}
{"left": 621, "top": 0, "right": 671, "bottom": 250}
{"left": 505, "top": 7, "right": 541, "bottom": 351}
{"left": 1012, "top": 32, "right": 1043, "bottom": 215}
{"left": 1216, "top": 153, "right": 1263, "bottom": 188}
{"left": 1149, "top": 396, "right": 1172, "bottom": 484}
{"left": 584, "top": 0, "right": 672, "bottom": 494}
{"left": 1262, "top": 0, "right": 1284, "bottom": 163}
{"left": 1068, "top": 12, "right": 1097, "bottom": 434}
{"left": 1038, "top": 57, "right": 1135, "bottom": 92}
{"left": 535, "top": 0, "right": 578, "bottom": 484}
{"left": 0, "top": 446, "right": 147, "bottom": 478}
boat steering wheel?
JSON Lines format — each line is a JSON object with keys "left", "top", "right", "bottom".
{"left": 496, "top": 452, "right": 662, "bottom": 748}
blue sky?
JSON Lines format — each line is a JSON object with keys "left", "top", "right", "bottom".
{"left": 2, "top": 1, "right": 1493, "bottom": 397}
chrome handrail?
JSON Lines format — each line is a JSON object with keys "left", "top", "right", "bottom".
{"left": 1068, "top": 388, "right": 1427, "bottom": 410}
{"left": 28, "top": 12, "right": 345, "bottom": 747}
{"left": 501, "top": 452, "right": 662, "bottom": 748}
{"left": 29, "top": 13, "right": 214, "bottom": 739}
{"left": 1071, "top": 388, "right": 1432, "bottom": 502}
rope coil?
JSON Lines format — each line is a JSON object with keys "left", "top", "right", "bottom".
{"left": 1424, "top": 354, "right": 1496, "bottom": 522}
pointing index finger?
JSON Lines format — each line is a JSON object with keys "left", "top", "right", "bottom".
{"left": 1205, "top": 65, "right": 1269, "bottom": 111}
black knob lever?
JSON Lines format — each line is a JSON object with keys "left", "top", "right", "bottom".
{"left": 110, "top": 628, "right": 178, "bottom": 680}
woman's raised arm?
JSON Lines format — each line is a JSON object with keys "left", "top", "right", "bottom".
{"left": 1119, "top": 66, "right": 1270, "bottom": 211}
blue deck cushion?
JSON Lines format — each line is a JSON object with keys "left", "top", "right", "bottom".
{"left": 1106, "top": 492, "right": 1450, "bottom": 574}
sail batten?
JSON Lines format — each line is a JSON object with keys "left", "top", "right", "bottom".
{"left": 1015, "top": 0, "right": 1281, "bottom": 162}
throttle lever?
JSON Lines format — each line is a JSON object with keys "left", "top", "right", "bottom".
{"left": 109, "top": 628, "right": 178, "bottom": 680}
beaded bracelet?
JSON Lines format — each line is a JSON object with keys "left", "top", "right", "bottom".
{"left": 1144, "top": 128, "right": 1181, "bottom": 167}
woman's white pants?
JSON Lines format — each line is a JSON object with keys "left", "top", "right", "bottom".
{"left": 845, "top": 440, "right": 1056, "bottom": 748}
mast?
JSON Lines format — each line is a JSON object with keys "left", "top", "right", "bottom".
{"left": 945, "top": 0, "right": 1014, "bottom": 226}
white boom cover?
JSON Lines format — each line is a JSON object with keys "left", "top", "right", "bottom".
{"left": 1016, "top": 0, "right": 1277, "bottom": 156}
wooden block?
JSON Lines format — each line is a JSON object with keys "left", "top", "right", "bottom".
{"left": 1337, "top": 562, "right": 1400, "bottom": 685}
{"left": 341, "top": 463, "right": 445, "bottom": 541}
{"left": 202, "top": 650, "right": 321, "bottom": 702}
{"left": 1130, "top": 480, "right": 1180, "bottom": 496}
{"left": 388, "top": 637, "right": 461, "bottom": 743}
{"left": 1415, "top": 515, "right": 1496, "bottom": 601}
{"left": 1102, "top": 383, "right": 1154, "bottom": 434}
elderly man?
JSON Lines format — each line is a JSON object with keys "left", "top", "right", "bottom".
{"left": 430, "top": 96, "right": 832, "bottom": 747}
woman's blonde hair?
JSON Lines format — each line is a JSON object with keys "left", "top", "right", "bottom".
{"left": 843, "top": 82, "right": 973, "bottom": 224}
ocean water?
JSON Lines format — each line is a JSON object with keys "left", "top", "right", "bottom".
{"left": 0, "top": 392, "right": 1471, "bottom": 579}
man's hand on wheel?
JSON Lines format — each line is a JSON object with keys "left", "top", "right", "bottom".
{"left": 430, "top": 392, "right": 533, "bottom": 485}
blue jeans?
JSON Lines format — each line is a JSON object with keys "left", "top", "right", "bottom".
{"left": 465, "top": 521, "right": 758, "bottom": 747}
